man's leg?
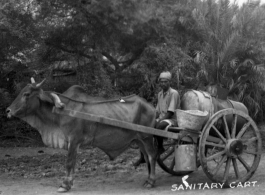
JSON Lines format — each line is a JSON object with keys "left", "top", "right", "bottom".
{"left": 155, "top": 121, "right": 171, "bottom": 153}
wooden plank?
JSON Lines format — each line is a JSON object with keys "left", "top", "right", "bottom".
{"left": 52, "top": 107, "right": 181, "bottom": 140}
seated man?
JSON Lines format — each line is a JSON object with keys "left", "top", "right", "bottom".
{"left": 133, "top": 71, "right": 180, "bottom": 166}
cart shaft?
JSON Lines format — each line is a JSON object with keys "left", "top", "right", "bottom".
{"left": 53, "top": 107, "right": 182, "bottom": 140}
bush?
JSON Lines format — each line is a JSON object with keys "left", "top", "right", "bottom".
{"left": 41, "top": 79, "right": 73, "bottom": 93}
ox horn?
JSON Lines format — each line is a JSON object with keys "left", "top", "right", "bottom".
{"left": 31, "top": 77, "right": 36, "bottom": 84}
{"left": 36, "top": 79, "right": 46, "bottom": 88}
{"left": 50, "top": 93, "right": 65, "bottom": 108}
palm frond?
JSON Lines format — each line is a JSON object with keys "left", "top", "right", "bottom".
{"left": 242, "top": 58, "right": 254, "bottom": 66}
{"left": 247, "top": 0, "right": 261, "bottom": 8}
{"left": 219, "top": 0, "right": 234, "bottom": 38}
{"left": 218, "top": 30, "right": 240, "bottom": 65}
{"left": 192, "top": 8, "right": 214, "bottom": 41}
{"left": 237, "top": 83, "right": 247, "bottom": 100}
{"left": 229, "top": 58, "right": 239, "bottom": 68}
{"left": 243, "top": 94, "right": 260, "bottom": 118}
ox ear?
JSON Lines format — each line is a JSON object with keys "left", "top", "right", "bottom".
{"left": 39, "top": 91, "right": 54, "bottom": 104}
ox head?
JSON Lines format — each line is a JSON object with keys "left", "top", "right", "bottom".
{"left": 6, "top": 78, "right": 54, "bottom": 118}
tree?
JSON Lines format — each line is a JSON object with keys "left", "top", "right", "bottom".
{"left": 32, "top": 0, "right": 183, "bottom": 97}
{"left": 178, "top": 0, "right": 265, "bottom": 120}
{"left": 0, "top": 0, "right": 39, "bottom": 65}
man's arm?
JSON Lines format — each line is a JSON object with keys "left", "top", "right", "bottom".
{"left": 155, "top": 92, "right": 161, "bottom": 119}
{"left": 167, "top": 91, "right": 180, "bottom": 113}
{"left": 157, "top": 111, "right": 174, "bottom": 122}
{"left": 158, "top": 90, "right": 180, "bottom": 122}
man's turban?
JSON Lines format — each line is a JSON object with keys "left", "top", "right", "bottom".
{"left": 159, "top": 71, "right": 172, "bottom": 81}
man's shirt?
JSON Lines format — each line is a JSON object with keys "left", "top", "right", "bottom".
{"left": 156, "top": 87, "right": 180, "bottom": 120}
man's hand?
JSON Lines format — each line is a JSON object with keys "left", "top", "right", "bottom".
{"left": 160, "top": 111, "right": 174, "bottom": 121}
{"left": 155, "top": 110, "right": 159, "bottom": 118}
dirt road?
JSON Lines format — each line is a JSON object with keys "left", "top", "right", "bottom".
{"left": 1, "top": 147, "right": 265, "bottom": 195}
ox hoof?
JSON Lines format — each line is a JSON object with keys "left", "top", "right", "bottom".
{"left": 57, "top": 186, "right": 71, "bottom": 193}
{"left": 143, "top": 180, "right": 155, "bottom": 188}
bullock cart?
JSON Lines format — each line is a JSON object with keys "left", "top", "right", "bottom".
{"left": 53, "top": 106, "right": 262, "bottom": 186}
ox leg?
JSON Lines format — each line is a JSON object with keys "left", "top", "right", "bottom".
{"left": 143, "top": 139, "right": 157, "bottom": 188}
{"left": 58, "top": 143, "right": 79, "bottom": 193}
{"left": 137, "top": 138, "right": 157, "bottom": 188}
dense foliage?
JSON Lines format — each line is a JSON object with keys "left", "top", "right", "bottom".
{"left": 1, "top": 0, "right": 265, "bottom": 142}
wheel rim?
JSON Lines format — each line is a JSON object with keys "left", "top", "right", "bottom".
{"left": 157, "top": 139, "right": 194, "bottom": 176}
{"left": 199, "top": 108, "right": 262, "bottom": 185}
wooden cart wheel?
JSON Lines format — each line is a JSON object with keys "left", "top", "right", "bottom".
{"left": 157, "top": 139, "right": 195, "bottom": 176}
{"left": 199, "top": 108, "right": 262, "bottom": 186}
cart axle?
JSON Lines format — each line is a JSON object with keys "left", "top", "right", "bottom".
{"left": 226, "top": 139, "right": 244, "bottom": 157}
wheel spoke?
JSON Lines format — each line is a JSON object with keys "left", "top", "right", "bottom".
{"left": 243, "top": 150, "right": 258, "bottom": 155}
{"left": 206, "top": 150, "right": 226, "bottom": 161}
{"left": 241, "top": 137, "right": 258, "bottom": 145}
{"left": 236, "top": 121, "right": 251, "bottom": 139}
{"left": 212, "top": 155, "right": 227, "bottom": 177}
{"left": 231, "top": 114, "right": 237, "bottom": 138}
{"left": 222, "top": 116, "right": 231, "bottom": 139}
{"left": 200, "top": 109, "right": 260, "bottom": 185}
{"left": 161, "top": 148, "right": 174, "bottom": 161}
{"left": 232, "top": 158, "right": 240, "bottom": 179}
{"left": 223, "top": 157, "right": 232, "bottom": 182}
{"left": 238, "top": 156, "right": 251, "bottom": 171}
{"left": 169, "top": 158, "right": 175, "bottom": 170}
{"left": 211, "top": 125, "right": 227, "bottom": 143}
{"left": 205, "top": 141, "right": 226, "bottom": 148}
